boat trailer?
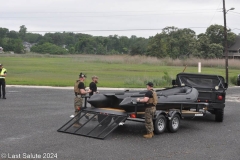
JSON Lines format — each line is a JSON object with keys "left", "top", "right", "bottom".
{"left": 58, "top": 98, "right": 209, "bottom": 139}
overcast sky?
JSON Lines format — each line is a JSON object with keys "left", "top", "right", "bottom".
{"left": 1, "top": 0, "right": 240, "bottom": 38}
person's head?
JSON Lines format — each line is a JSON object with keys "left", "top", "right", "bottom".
{"left": 92, "top": 75, "right": 98, "bottom": 83}
{"left": 79, "top": 72, "right": 87, "bottom": 81}
{"left": 146, "top": 82, "right": 154, "bottom": 90}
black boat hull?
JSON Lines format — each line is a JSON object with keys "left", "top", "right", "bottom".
{"left": 87, "top": 86, "right": 199, "bottom": 112}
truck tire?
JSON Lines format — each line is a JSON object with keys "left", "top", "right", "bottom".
{"left": 215, "top": 109, "right": 224, "bottom": 122}
{"left": 154, "top": 114, "right": 166, "bottom": 134}
{"left": 167, "top": 114, "right": 180, "bottom": 133}
{"left": 98, "top": 114, "right": 112, "bottom": 126}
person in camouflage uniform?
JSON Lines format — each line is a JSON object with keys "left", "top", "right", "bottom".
{"left": 73, "top": 73, "right": 91, "bottom": 128}
{"left": 137, "top": 82, "right": 157, "bottom": 138}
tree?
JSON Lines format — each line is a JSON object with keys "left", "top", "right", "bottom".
{"left": 2, "top": 38, "right": 24, "bottom": 53}
{"left": 147, "top": 33, "right": 168, "bottom": 58}
{"left": 194, "top": 34, "right": 210, "bottom": 58}
{"left": 206, "top": 24, "right": 236, "bottom": 47}
{"left": 0, "top": 28, "right": 9, "bottom": 38}
{"left": 147, "top": 27, "right": 197, "bottom": 58}
{"left": 19, "top": 25, "right": 27, "bottom": 41}
{"left": 25, "top": 33, "right": 42, "bottom": 43}
{"left": 208, "top": 43, "right": 223, "bottom": 58}
{"left": 7, "top": 31, "right": 19, "bottom": 39}
{"left": 14, "top": 39, "right": 24, "bottom": 53}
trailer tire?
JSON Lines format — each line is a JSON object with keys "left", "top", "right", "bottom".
{"left": 154, "top": 114, "right": 166, "bottom": 134}
{"left": 215, "top": 109, "right": 224, "bottom": 122}
{"left": 98, "top": 114, "right": 112, "bottom": 126}
{"left": 167, "top": 114, "right": 180, "bottom": 133}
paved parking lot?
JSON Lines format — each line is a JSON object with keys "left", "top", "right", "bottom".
{"left": 0, "top": 86, "right": 240, "bottom": 160}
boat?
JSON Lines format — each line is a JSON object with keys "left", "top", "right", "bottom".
{"left": 87, "top": 86, "right": 199, "bottom": 112}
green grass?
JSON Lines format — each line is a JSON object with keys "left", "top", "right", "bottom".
{"left": 1, "top": 54, "right": 239, "bottom": 88}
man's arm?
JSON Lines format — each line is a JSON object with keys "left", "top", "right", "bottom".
{"left": 137, "top": 97, "right": 149, "bottom": 103}
{"left": 79, "top": 82, "right": 91, "bottom": 95}
{"left": 0, "top": 71, "right": 6, "bottom": 77}
{"left": 80, "top": 89, "right": 91, "bottom": 95}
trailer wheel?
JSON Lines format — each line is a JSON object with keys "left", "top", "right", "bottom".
{"left": 167, "top": 114, "right": 180, "bottom": 133}
{"left": 154, "top": 114, "right": 166, "bottom": 134}
{"left": 98, "top": 114, "right": 112, "bottom": 126}
{"left": 215, "top": 109, "right": 224, "bottom": 122}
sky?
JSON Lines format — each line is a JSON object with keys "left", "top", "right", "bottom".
{"left": 0, "top": 0, "right": 240, "bottom": 38}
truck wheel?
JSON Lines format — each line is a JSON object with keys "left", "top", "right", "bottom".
{"left": 154, "top": 115, "right": 166, "bottom": 134}
{"left": 98, "top": 114, "right": 112, "bottom": 126}
{"left": 167, "top": 114, "right": 180, "bottom": 133}
{"left": 215, "top": 109, "right": 224, "bottom": 122}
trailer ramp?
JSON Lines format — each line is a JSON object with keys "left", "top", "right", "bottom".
{"left": 58, "top": 108, "right": 128, "bottom": 139}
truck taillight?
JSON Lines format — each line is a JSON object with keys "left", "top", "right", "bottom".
{"left": 218, "top": 95, "right": 223, "bottom": 100}
{"left": 130, "top": 113, "right": 136, "bottom": 118}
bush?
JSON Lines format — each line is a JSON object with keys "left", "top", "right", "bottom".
{"left": 230, "top": 75, "right": 238, "bottom": 86}
{"left": 31, "top": 42, "right": 68, "bottom": 55}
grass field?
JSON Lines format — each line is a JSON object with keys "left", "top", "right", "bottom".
{"left": 1, "top": 53, "right": 240, "bottom": 88}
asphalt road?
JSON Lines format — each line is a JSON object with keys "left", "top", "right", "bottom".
{"left": 0, "top": 86, "right": 240, "bottom": 160}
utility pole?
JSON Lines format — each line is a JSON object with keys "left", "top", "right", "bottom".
{"left": 222, "top": 1, "right": 235, "bottom": 84}
{"left": 223, "top": 0, "right": 228, "bottom": 84}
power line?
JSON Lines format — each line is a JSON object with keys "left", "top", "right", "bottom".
{"left": 230, "top": 11, "right": 240, "bottom": 14}
{"left": 0, "top": 9, "right": 222, "bottom": 14}
{"left": 27, "top": 27, "right": 208, "bottom": 33}
{"left": 208, "top": 0, "right": 222, "bottom": 25}
{"left": 0, "top": 10, "right": 223, "bottom": 18}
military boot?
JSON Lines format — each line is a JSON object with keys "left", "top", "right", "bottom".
{"left": 73, "top": 122, "right": 82, "bottom": 128}
{"left": 143, "top": 133, "right": 153, "bottom": 138}
{"left": 151, "top": 132, "right": 154, "bottom": 137}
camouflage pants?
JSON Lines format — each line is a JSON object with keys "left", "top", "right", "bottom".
{"left": 74, "top": 96, "right": 83, "bottom": 121}
{"left": 145, "top": 107, "right": 156, "bottom": 133}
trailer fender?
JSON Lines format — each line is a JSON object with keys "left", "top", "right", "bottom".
{"left": 154, "top": 110, "right": 167, "bottom": 120}
{"left": 167, "top": 110, "right": 182, "bottom": 120}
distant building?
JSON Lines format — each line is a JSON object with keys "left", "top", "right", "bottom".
{"left": 22, "top": 42, "right": 36, "bottom": 52}
{"left": 226, "top": 34, "right": 240, "bottom": 58}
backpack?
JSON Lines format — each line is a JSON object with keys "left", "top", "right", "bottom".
{"left": 74, "top": 80, "right": 80, "bottom": 93}
{"left": 152, "top": 90, "right": 158, "bottom": 106}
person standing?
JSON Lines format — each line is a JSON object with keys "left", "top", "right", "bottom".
{"left": 0, "top": 63, "right": 7, "bottom": 99}
{"left": 73, "top": 72, "right": 91, "bottom": 128}
{"left": 137, "top": 82, "right": 157, "bottom": 138}
{"left": 86, "top": 76, "right": 99, "bottom": 120}
{"left": 89, "top": 76, "right": 98, "bottom": 96}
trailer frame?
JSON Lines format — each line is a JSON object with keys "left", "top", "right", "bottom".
{"left": 58, "top": 96, "right": 209, "bottom": 139}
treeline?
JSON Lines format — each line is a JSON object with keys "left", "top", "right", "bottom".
{"left": 0, "top": 25, "right": 237, "bottom": 59}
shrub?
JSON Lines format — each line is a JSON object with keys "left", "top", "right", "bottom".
{"left": 230, "top": 76, "right": 238, "bottom": 86}
{"left": 31, "top": 42, "right": 68, "bottom": 55}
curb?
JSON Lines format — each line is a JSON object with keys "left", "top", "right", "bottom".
{"left": 7, "top": 85, "right": 148, "bottom": 90}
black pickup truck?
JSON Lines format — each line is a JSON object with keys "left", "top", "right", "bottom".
{"left": 172, "top": 73, "right": 228, "bottom": 122}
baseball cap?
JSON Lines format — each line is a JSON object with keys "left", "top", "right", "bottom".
{"left": 0, "top": 63, "right": 2, "bottom": 66}
{"left": 79, "top": 72, "right": 87, "bottom": 78}
{"left": 146, "top": 82, "right": 154, "bottom": 87}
